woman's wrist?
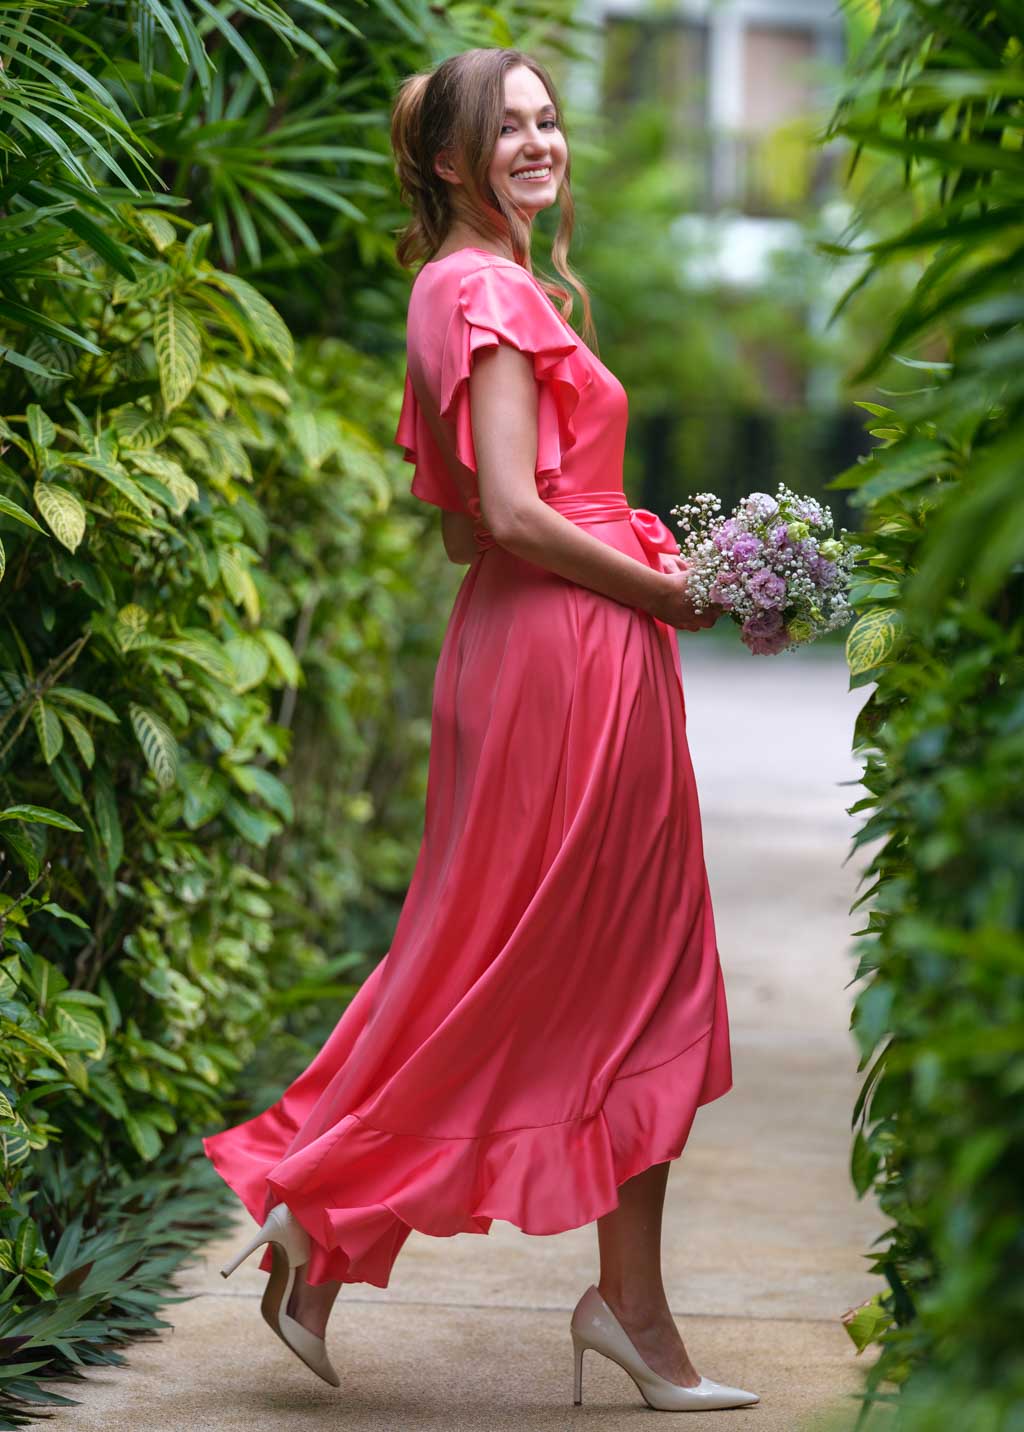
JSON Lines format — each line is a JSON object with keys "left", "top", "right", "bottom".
{"left": 637, "top": 569, "right": 674, "bottom": 620}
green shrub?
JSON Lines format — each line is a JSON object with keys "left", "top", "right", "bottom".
{"left": 0, "top": 2, "right": 480, "bottom": 1421}
{"left": 822, "top": 3, "right": 1024, "bottom": 1425}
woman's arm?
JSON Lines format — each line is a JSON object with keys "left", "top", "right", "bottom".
{"left": 468, "top": 344, "right": 712, "bottom": 631}
{"left": 441, "top": 510, "right": 479, "bottom": 564}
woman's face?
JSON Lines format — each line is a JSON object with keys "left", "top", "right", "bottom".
{"left": 486, "top": 64, "right": 567, "bottom": 218}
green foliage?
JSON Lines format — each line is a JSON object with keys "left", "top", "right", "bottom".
{"left": 0, "top": 0, "right": 503, "bottom": 1422}
{"left": 0, "top": 1146, "right": 237, "bottom": 1428}
{"left": 822, "top": 2, "right": 1024, "bottom": 1425}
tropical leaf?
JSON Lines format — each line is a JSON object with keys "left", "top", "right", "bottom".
{"left": 224, "top": 634, "right": 269, "bottom": 692}
{"left": 32, "top": 700, "right": 64, "bottom": 764}
{"left": 207, "top": 272, "right": 293, "bottom": 370}
{"left": 93, "top": 775, "right": 124, "bottom": 875}
{"left": 115, "top": 603, "right": 150, "bottom": 652}
{"left": 136, "top": 209, "right": 177, "bottom": 252}
{"left": 111, "top": 406, "right": 167, "bottom": 448}
{"left": 179, "top": 760, "right": 227, "bottom": 828}
{"left": 0, "top": 492, "right": 46, "bottom": 533}
{"left": 846, "top": 608, "right": 907, "bottom": 676}
{"left": 53, "top": 1003, "right": 106, "bottom": 1059}
{"left": 34, "top": 482, "right": 87, "bottom": 551}
{"left": 0, "top": 805, "right": 82, "bottom": 832}
{"left": 123, "top": 1113, "right": 163, "bottom": 1161}
{"left": 153, "top": 296, "right": 203, "bottom": 410}
{"left": 56, "top": 707, "right": 94, "bottom": 773}
{"left": 26, "top": 404, "right": 56, "bottom": 453}
{"left": 219, "top": 547, "right": 260, "bottom": 621}
{"left": 230, "top": 762, "right": 293, "bottom": 820}
{"left": 128, "top": 703, "right": 179, "bottom": 788}
{"left": 62, "top": 455, "right": 154, "bottom": 517}
{"left": 257, "top": 629, "right": 301, "bottom": 686}
{"left": 163, "top": 635, "right": 234, "bottom": 686}
{"left": 48, "top": 687, "right": 119, "bottom": 723}
{"left": 127, "top": 451, "right": 199, "bottom": 513}
{"left": 287, "top": 408, "right": 342, "bottom": 469}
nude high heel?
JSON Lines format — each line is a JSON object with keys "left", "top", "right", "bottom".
{"left": 570, "top": 1284, "right": 759, "bottom": 1411}
{"left": 220, "top": 1202, "right": 341, "bottom": 1388}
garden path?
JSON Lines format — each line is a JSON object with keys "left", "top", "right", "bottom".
{"left": 52, "top": 633, "right": 885, "bottom": 1432}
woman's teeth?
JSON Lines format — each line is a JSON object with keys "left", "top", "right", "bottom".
{"left": 511, "top": 167, "right": 551, "bottom": 181}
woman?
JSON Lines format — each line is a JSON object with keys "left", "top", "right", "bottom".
{"left": 205, "top": 47, "right": 759, "bottom": 1414}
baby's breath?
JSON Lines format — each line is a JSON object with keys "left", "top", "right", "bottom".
{"left": 668, "top": 484, "right": 863, "bottom": 655}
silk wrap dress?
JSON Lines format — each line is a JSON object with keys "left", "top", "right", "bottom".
{"left": 202, "top": 247, "right": 733, "bottom": 1288}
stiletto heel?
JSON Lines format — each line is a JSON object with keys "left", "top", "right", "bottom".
{"left": 569, "top": 1285, "right": 759, "bottom": 1412}
{"left": 220, "top": 1203, "right": 341, "bottom": 1388}
{"left": 220, "top": 1224, "right": 273, "bottom": 1279}
{"left": 572, "top": 1327, "right": 586, "bottom": 1405}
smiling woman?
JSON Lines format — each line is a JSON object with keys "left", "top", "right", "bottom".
{"left": 203, "top": 44, "right": 754, "bottom": 1420}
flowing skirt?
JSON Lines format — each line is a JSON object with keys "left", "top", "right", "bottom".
{"left": 203, "top": 519, "right": 732, "bottom": 1287}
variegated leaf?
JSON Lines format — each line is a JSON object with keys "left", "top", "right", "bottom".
{"left": 112, "top": 405, "right": 167, "bottom": 448}
{"left": 128, "top": 451, "right": 199, "bottom": 514}
{"left": 846, "top": 608, "right": 906, "bottom": 676}
{"left": 34, "top": 481, "right": 87, "bottom": 552}
{"left": 115, "top": 603, "right": 150, "bottom": 652}
{"left": 225, "top": 635, "right": 269, "bottom": 692}
{"left": 129, "top": 703, "right": 179, "bottom": 788}
{"left": 54, "top": 1002, "right": 106, "bottom": 1058}
{"left": 154, "top": 296, "right": 202, "bottom": 411}
{"left": 138, "top": 210, "right": 177, "bottom": 251}
{"left": 209, "top": 271, "right": 294, "bottom": 370}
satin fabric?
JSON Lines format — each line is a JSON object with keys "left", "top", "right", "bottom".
{"left": 202, "top": 247, "right": 732, "bottom": 1288}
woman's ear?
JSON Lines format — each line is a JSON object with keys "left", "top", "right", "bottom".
{"left": 434, "top": 147, "right": 462, "bottom": 186}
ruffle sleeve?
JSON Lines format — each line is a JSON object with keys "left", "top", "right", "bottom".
{"left": 394, "top": 370, "right": 465, "bottom": 512}
{"left": 441, "top": 264, "right": 589, "bottom": 491}
{"left": 394, "top": 261, "right": 591, "bottom": 513}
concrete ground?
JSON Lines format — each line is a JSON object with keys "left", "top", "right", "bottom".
{"left": 53, "top": 636, "right": 886, "bottom": 1430}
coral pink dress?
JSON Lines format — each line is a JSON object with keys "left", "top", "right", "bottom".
{"left": 203, "top": 247, "right": 732, "bottom": 1288}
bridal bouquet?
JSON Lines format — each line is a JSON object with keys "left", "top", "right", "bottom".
{"left": 668, "top": 483, "right": 862, "bottom": 655}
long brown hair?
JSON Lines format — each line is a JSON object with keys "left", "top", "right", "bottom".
{"left": 390, "top": 47, "right": 597, "bottom": 351}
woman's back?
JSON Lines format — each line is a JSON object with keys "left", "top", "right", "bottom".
{"left": 396, "top": 247, "right": 630, "bottom": 541}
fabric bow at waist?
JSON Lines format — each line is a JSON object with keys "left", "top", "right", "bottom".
{"left": 472, "top": 489, "right": 681, "bottom": 572}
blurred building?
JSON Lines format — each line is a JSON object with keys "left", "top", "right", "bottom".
{"left": 567, "top": 0, "right": 864, "bottom": 519}
{"left": 592, "top": 0, "right": 844, "bottom": 216}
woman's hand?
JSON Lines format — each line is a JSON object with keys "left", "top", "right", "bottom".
{"left": 648, "top": 555, "right": 724, "bottom": 632}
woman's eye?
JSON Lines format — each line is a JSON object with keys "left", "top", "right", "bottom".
{"left": 500, "top": 119, "right": 558, "bottom": 134}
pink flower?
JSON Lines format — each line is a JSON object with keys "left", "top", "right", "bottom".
{"left": 731, "top": 533, "right": 763, "bottom": 565}
{"left": 748, "top": 569, "right": 787, "bottom": 610}
{"left": 741, "top": 608, "right": 790, "bottom": 655}
{"left": 713, "top": 517, "right": 743, "bottom": 552}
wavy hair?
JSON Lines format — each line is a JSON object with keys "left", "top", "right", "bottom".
{"left": 389, "top": 47, "right": 596, "bottom": 351}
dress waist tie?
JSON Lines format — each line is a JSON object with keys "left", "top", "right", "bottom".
{"left": 472, "top": 489, "right": 681, "bottom": 572}
{"left": 471, "top": 488, "right": 686, "bottom": 707}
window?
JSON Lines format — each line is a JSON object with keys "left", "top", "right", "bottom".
{"left": 734, "top": 23, "right": 833, "bottom": 216}
{"left": 602, "top": 15, "right": 712, "bottom": 203}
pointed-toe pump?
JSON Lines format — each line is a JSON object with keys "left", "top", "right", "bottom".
{"left": 570, "top": 1285, "right": 759, "bottom": 1412}
{"left": 220, "top": 1202, "right": 341, "bottom": 1388}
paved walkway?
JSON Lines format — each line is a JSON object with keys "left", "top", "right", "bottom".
{"left": 53, "top": 636, "right": 885, "bottom": 1430}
